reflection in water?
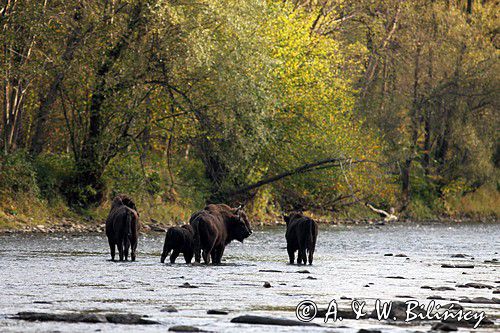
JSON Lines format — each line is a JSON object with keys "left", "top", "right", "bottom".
{"left": 0, "top": 223, "right": 499, "bottom": 332}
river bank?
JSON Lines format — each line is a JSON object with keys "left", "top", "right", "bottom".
{"left": 0, "top": 214, "right": 498, "bottom": 234}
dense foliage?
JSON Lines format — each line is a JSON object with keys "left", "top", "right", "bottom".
{"left": 1, "top": 0, "right": 498, "bottom": 224}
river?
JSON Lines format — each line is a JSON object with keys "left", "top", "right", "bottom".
{"left": 0, "top": 222, "right": 499, "bottom": 332}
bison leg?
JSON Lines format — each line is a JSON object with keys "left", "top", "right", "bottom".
{"left": 123, "top": 237, "right": 130, "bottom": 261}
{"left": 213, "top": 246, "right": 224, "bottom": 264}
{"left": 170, "top": 250, "right": 180, "bottom": 264}
{"left": 298, "top": 249, "right": 307, "bottom": 265}
{"left": 123, "top": 239, "right": 130, "bottom": 261}
{"left": 184, "top": 251, "right": 193, "bottom": 264}
{"left": 194, "top": 247, "right": 201, "bottom": 263}
{"left": 161, "top": 247, "right": 171, "bottom": 263}
{"left": 308, "top": 249, "right": 314, "bottom": 265}
{"left": 302, "top": 250, "right": 308, "bottom": 265}
{"left": 287, "top": 245, "right": 295, "bottom": 265}
{"left": 130, "top": 239, "right": 137, "bottom": 262}
{"left": 210, "top": 251, "right": 216, "bottom": 264}
{"left": 117, "top": 240, "right": 124, "bottom": 261}
{"left": 108, "top": 240, "right": 116, "bottom": 261}
{"left": 202, "top": 250, "right": 211, "bottom": 265}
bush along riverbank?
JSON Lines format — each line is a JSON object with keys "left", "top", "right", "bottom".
{"left": 1, "top": 153, "right": 498, "bottom": 234}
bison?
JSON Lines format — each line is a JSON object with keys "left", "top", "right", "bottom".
{"left": 105, "top": 195, "right": 140, "bottom": 261}
{"left": 160, "top": 224, "right": 195, "bottom": 264}
{"left": 189, "top": 204, "right": 252, "bottom": 264}
{"left": 189, "top": 204, "right": 252, "bottom": 263}
{"left": 284, "top": 212, "right": 318, "bottom": 265}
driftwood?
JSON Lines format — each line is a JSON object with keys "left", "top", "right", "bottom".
{"left": 366, "top": 203, "right": 398, "bottom": 222}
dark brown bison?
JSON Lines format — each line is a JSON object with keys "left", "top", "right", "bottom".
{"left": 189, "top": 204, "right": 252, "bottom": 264}
{"left": 189, "top": 204, "right": 252, "bottom": 263}
{"left": 160, "top": 224, "right": 194, "bottom": 264}
{"left": 284, "top": 212, "right": 318, "bottom": 265}
{"left": 105, "top": 195, "right": 139, "bottom": 261}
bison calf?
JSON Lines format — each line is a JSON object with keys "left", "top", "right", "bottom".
{"left": 161, "top": 225, "right": 194, "bottom": 264}
{"left": 284, "top": 213, "right": 318, "bottom": 265}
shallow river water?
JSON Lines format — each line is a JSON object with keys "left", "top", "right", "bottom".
{"left": 0, "top": 223, "right": 499, "bottom": 332}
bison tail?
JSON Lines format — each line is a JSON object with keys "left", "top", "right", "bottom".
{"left": 192, "top": 218, "right": 202, "bottom": 263}
{"left": 306, "top": 220, "right": 316, "bottom": 253}
{"left": 125, "top": 210, "right": 133, "bottom": 237}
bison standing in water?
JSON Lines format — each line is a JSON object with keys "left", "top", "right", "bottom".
{"left": 284, "top": 213, "right": 318, "bottom": 265}
{"left": 105, "top": 195, "right": 139, "bottom": 261}
{"left": 189, "top": 204, "right": 252, "bottom": 264}
{"left": 160, "top": 224, "right": 194, "bottom": 264}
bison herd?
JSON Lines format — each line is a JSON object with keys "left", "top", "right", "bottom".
{"left": 106, "top": 195, "right": 318, "bottom": 265}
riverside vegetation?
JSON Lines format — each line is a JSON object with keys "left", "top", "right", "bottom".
{"left": 0, "top": 0, "right": 498, "bottom": 231}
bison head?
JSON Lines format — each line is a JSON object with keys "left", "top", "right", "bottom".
{"left": 229, "top": 207, "right": 252, "bottom": 242}
{"left": 283, "top": 212, "right": 303, "bottom": 226}
{"left": 111, "top": 194, "right": 138, "bottom": 215}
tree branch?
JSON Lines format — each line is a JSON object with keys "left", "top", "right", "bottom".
{"left": 221, "top": 157, "right": 377, "bottom": 198}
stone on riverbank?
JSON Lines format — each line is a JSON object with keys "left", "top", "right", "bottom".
{"left": 459, "top": 297, "right": 500, "bottom": 304}
{"left": 431, "top": 322, "right": 457, "bottom": 331}
{"left": 441, "top": 264, "right": 474, "bottom": 269}
{"left": 161, "top": 305, "right": 178, "bottom": 313}
{"left": 179, "top": 282, "right": 198, "bottom": 288}
{"left": 456, "top": 282, "right": 494, "bottom": 289}
{"left": 231, "top": 315, "right": 320, "bottom": 326}
{"left": 259, "top": 269, "right": 283, "bottom": 273}
{"left": 13, "top": 311, "right": 159, "bottom": 325}
{"left": 423, "top": 286, "right": 456, "bottom": 291}
{"left": 207, "top": 309, "right": 229, "bottom": 315}
{"left": 169, "top": 325, "right": 210, "bottom": 332}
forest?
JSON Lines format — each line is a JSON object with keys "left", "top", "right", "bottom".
{"left": 0, "top": 0, "right": 498, "bottom": 227}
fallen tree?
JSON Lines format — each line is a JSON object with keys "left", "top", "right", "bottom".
{"left": 217, "top": 157, "right": 377, "bottom": 202}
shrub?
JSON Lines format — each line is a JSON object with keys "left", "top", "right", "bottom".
{"left": 0, "top": 151, "right": 39, "bottom": 196}
{"left": 34, "top": 153, "right": 74, "bottom": 202}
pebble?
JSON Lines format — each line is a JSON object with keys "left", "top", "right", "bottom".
{"left": 456, "top": 282, "right": 493, "bottom": 289}
{"left": 160, "top": 306, "right": 178, "bottom": 313}
{"left": 231, "top": 315, "right": 319, "bottom": 326}
{"left": 179, "top": 282, "right": 198, "bottom": 288}
{"left": 207, "top": 309, "right": 229, "bottom": 315}
{"left": 441, "top": 264, "right": 474, "bottom": 269}
{"left": 168, "top": 325, "right": 208, "bottom": 332}
{"left": 431, "top": 322, "right": 457, "bottom": 331}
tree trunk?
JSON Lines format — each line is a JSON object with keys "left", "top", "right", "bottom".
{"left": 402, "top": 42, "right": 422, "bottom": 209}
{"left": 68, "top": 2, "right": 143, "bottom": 207}
{"left": 31, "top": 2, "right": 84, "bottom": 157}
